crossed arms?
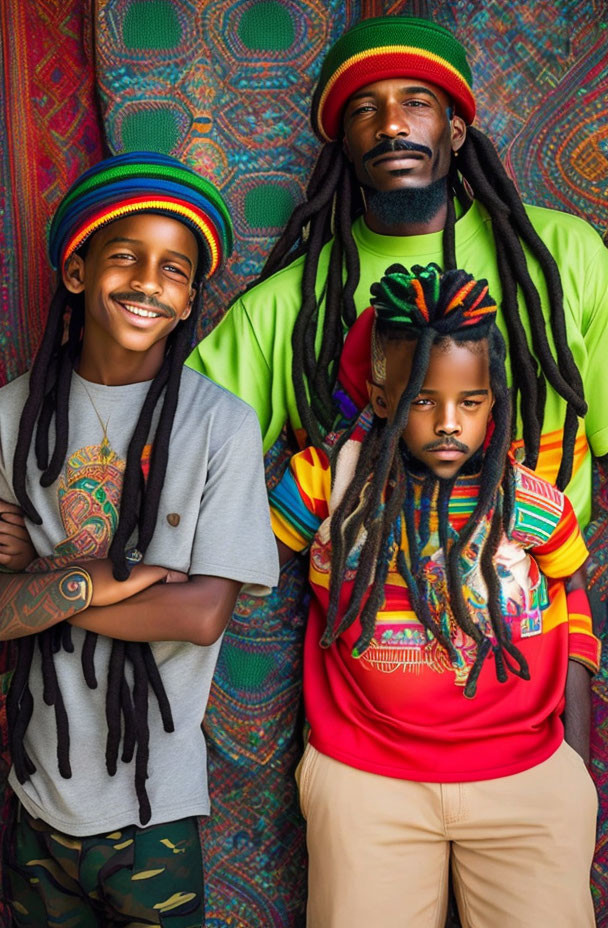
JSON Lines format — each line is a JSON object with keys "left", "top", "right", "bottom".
{"left": 0, "top": 501, "right": 240, "bottom": 646}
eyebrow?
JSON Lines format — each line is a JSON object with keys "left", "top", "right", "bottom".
{"left": 347, "top": 85, "right": 442, "bottom": 106}
{"left": 103, "top": 237, "right": 193, "bottom": 270}
{"left": 418, "top": 388, "right": 490, "bottom": 396}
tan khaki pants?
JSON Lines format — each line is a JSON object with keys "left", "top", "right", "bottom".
{"left": 298, "top": 741, "right": 597, "bottom": 928}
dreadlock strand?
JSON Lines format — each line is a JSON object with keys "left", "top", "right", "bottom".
{"left": 107, "top": 356, "right": 171, "bottom": 580}
{"left": 105, "top": 639, "right": 126, "bottom": 776}
{"left": 492, "top": 240, "right": 541, "bottom": 468}
{"left": 40, "top": 345, "right": 73, "bottom": 487}
{"left": 337, "top": 161, "right": 361, "bottom": 327}
{"left": 137, "top": 308, "right": 199, "bottom": 554}
{"left": 13, "top": 287, "right": 71, "bottom": 523}
{"left": 39, "top": 631, "right": 71, "bottom": 778}
{"left": 312, "top": 215, "right": 345, "bottom": 423}
{"left": 142, "top": 642, "right": 175, "bottom": 733}
{"left": 7, "top": 637, "right": 37, "bottom": 782}
{"left": 443, "top": 189, "right": 457, "bottom": 271}
{"left": 467, "top": 127, "right": 585, "bottom": 407}
{"left": 120, "top": 676, "right": 137, "bottom": 764}
{"left": 292, "top": 201, "right": 335, "bottom": 447}
{"left": 325, "top": 423, "right": 385, "bottom": 643}
{"left": 261, "top": 143, "right": 343, "bottom": 280}
{"left": 352, "top": 531, "right": 395, "bottom": 656}
{"left": 127, "top": 642, "right": 152, "bottom": 826}
{"left": 555, "top": 403, "right": 579, "bottom": 490}
{"left": 461, "top": 131, "right": 585, "bottom": 413}
{"left": 81, "top": 631, "right": 98, "bottom": 689}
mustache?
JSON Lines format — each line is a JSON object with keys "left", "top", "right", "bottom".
{"left": 112, "top": 291, "right": 176, "bottom": 319}
{"left": 362, "top": 137, "right": 433, "bottom": 165}
{"left": 422, "top": 437, "right": 469, "bottom": 453}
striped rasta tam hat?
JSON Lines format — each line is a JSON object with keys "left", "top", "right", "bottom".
{"left": 48, "top": 151, "right": 233, "bottom": 278}
{"left": 311, "top": 16, "right": 475, "bottom": 142}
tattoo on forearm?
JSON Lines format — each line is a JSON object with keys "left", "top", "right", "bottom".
{"left": 0, "top": 569, "right": 92, "bottom": 640}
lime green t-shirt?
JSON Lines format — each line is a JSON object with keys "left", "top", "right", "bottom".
{"left": 187, "top": 200, "right": 608, "bottom": 526}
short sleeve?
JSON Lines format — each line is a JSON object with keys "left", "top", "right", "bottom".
{"left": 186, "top": 298, "right": 275, "bottom": 447}
{"left": 188, "top": 405, "right": 279, "bottom": 595}
{"left": 530, "top": 495, "right": 588, "bottom": 579}
{"left": 269, "top": 447, "right": 331, "bottom": 553}
{"left": 0, "top": 440, "right": 15, "bottom": 503}
{"left": 581, "top": 235, "right": 608, "bottom": 457}
{"left": 511, "top": 464, "right": 588, "bottom": 578}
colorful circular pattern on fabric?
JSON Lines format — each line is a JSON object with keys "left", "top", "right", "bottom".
{"left": 312, "top": 16, "right": 476, "bottom": 141}
{"left": 48, "top": 150, "right": 233, "bottom": 278}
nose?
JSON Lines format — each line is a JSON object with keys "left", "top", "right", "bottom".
{"left": 435, "top": 402, "right": 461, "bottom": 436}
{"left": 376, "top": 99, "right": 410, "bottom": 140}
{"left": 130, "top": 259, "right": 162, "bottom": 296}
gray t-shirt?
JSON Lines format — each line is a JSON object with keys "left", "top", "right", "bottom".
{"left": 0, "top": 367, "right": 279, "bottom": 835}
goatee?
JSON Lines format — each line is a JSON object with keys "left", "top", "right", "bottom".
{"left": 366, "top": 177, "right": 448, "bottom": 228}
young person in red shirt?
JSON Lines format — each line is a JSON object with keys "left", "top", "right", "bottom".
{"left": 270, "top": 263, "right": 599, "bottom": 927}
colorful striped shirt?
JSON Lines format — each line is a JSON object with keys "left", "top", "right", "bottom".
{"left": 270, "top": 448, "right": 600, "bottom": 782}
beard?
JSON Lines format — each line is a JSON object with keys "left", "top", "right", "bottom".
{"left": 365, "top": 176, "right": 448, "bottom": 228}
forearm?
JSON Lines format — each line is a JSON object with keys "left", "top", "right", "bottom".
{"left": 563, "top": 657, "right": 592, "bottom": 765}
{"left": 0, "top": 567, "right": 91, "bottom": 640}
{"left": 69, "top": 575, "right": 241, "bottom": 646}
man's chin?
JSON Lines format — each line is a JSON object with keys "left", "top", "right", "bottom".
{"left": 366, "top": 178, "right": 448, "bottom": 227}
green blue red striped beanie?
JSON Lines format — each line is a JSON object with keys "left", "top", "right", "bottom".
{"left": 48, "top": 151, "right": 233, "bottom": 278}
{"left": 312, "top": 16, "right": 475, "bottom": 142}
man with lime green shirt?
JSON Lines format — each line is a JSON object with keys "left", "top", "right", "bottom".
{"left": 188, "top": 15, "right": 608, "bottom": 922}
{"left": 191, "top": 197, "right": 607, "bottom": 529}
{"left": 189, "top": 17, "right": 607, "bottom": 532}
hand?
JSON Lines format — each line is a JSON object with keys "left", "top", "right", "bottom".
{"left": 165, "top": 570, "right": 188, "bottom": 584}
{"left": 81, "top": 559, "right": 169, "bottom": 607}
{"left": 0, "top": 500, "right": 36, "bottom": 572}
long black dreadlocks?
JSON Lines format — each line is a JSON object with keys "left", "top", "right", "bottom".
{"left": 259, "top": 128, "right": 586, "bottom": 488}
{"left": 7, "top": 264, "right": 206, "bottom": 825}
{"left": 323, "top": 264, "right": 528, "bottom": 699}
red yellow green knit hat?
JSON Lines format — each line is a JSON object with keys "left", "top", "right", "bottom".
{"left": 311, "top": 16, "right": 475, "bottom": 142}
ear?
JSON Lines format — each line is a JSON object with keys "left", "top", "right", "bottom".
{"left": 367, "top": 381, "right": 388, "bottom": 419}
{"left": 179, "top": 286, "right": 196, "bottom": 322}
{"left": 450, "top": 115, "right": 467, "bottom": 153}
{"left": 62, "top": 253, "right": 86, "bottom": 294}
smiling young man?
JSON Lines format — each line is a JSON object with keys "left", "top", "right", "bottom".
{"left": 184, "top": 15, "right": 608, "bottom": 920}
{"left": 270, "top": 264, "right": 599, "bottom": 927}
{"left": 0, "top": 152, "right": 279, "bottom": 927}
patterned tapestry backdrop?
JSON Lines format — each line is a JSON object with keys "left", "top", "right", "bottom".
{"left": 1, "top": 1, "right": 608, "bottom": 926}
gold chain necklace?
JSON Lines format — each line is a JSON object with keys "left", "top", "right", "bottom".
{"left": 80, "top": 379, "right": 113, "bottom": 462}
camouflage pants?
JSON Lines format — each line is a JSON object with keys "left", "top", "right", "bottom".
{"left": 5, "top": 806, "right": 204, "bottom": 927}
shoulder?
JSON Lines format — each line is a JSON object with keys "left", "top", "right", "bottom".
{"left": 237, "top": 253, "right": 307, "bottom": 311}
{"left": 510, "top": 461, "right": 566, "bottom": 545}
{"left": 0, "top": 371, "right": 30, "bottom": 425}
{"left": 178, "top": 366, "right": 258, "bottom": 422}
{"left": 522, "top": 203, "right": 605, "bottom": 252}
{"left": 512, "top": 460, "right": 564, "bottom": 507}
{"left": 176, "top": 367, "right": 262, "bottom": 450}
{"left": 0, "top": 370, "right": 30, "bottom": 404}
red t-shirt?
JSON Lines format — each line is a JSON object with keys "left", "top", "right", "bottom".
{"left": 270, "top": 442, "right": 599, "bottom": 782}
